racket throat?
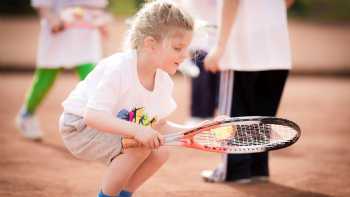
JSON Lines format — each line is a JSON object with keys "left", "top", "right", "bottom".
{"left": 179, "top": 139, "right": 227, "bottom": 153}
{"left": 180, "top": 138, "right": 193, "bottom": 145}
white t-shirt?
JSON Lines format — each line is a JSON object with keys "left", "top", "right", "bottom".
{"left": 62, "top": 50, "right": 177, "bottom": 125}
{"left": 219, "top": 0, "right": 292, "bottom": 71}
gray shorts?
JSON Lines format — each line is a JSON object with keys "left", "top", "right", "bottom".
{"left": 59, "top": 112, "right": 122, "bottom": 165}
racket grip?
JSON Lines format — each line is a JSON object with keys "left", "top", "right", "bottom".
{"left": 121, "top": 137, "right": 143, "bottom": 149}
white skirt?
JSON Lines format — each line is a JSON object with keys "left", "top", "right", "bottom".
{"left": 36, "top": 20, "right": 102, "bottom": 68}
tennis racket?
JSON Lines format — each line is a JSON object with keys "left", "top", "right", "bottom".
{"left": 122, "top": 116, "right": 301, "bottom": 153}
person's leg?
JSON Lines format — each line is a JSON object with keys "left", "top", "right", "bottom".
{"left": 225, "top": 71, "right": 259, "bottom": 182}
{"left": 190, "top": 50, "right": 219, "bottom": 119}
{"left": 123, "top": 147, "right": 169, "bottom": 193}
{"left": 201, "top": 71, "right": 257, "bottom": 183}
{"left": 24, "top": 67, "right": 61, "bottom": 114}
{"left": 75, "top": 63, "right": 95, "bottom": 80}
{"left": 250, "top": 70, "right": 289, "bottom": 179}
{"left": 97, "top": 190, "right": 117, "bottom": 197}
{"left": 202, "top": 70, "right": 237, "bottom": 182}
{"left": 16, "top": 67, "right": 60, "bottom": 140}
{"left": 254, "top": 70, "right": 289, "bottom": 115}
{"left": 100, "top": 148, "right": 151, "bottom": 196}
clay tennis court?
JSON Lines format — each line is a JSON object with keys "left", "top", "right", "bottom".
{"left": 1, "top": 73, "right": 350, "bottom": 197}
{"left": 0, "top": 18, "right": 350, "bottom": 197}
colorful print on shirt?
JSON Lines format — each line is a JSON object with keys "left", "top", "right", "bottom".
{"left": 117, "top": 107, "right": 157, "bottom": 126}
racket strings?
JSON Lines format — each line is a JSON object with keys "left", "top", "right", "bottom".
{"left": 193, "top": 123, "right": 297, "bottom": 151}
{"left": 230, "top": 123, "right": 271, "bottom": 146}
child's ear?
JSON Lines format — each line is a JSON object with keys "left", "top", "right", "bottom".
{"left": 143, "top": 36, "right": 157, "bottom": 51}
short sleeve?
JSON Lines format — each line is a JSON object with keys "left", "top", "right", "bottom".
{"left": 162, "top": 97, "right": 177, "bottom": 118}
{"left": 86, "top": 66, "right": 123, "bottom": 114}
{"left": 31, "top": 0, "right": 52, "bottom": 8}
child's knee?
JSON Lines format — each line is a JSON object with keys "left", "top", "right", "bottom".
{"left": 152, "top": 148, "right": 170, "bottom": 165}
{"left": 129, "top": 148, "right": 152, "bottom": 160}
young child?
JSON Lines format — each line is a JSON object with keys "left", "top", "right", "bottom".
{"left": 16, "top": 0, "right": 109, "bottom": 140}
{"left": 59, "top": 1, "right": 193, "bottom": 197}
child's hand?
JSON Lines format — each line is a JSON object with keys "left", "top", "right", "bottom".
{"left": 98, "top": 25, "right": 109, "bottom": 40}
{"left": 48, "top": 15, "right": 65, "bottom": 33}
{"left": 134, "top": 128, "right": 164, "bottom": 149}
{"left": 150, "top": 119, "right": 166, "bottom": 133}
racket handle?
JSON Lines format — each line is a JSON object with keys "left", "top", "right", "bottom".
{"left": 121, "top": 137, "right": 143, "bottom": 149}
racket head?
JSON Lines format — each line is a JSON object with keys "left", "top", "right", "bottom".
{"left": 180, "top": 116, "right": 301, "bottom": 153}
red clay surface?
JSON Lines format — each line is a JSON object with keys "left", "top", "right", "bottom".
{"left": 1, "top": 73, "right": 349, "bottom": 197}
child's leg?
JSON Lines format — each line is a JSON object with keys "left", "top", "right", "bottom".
{"left": 101, "top": 148, "right": 151, "bottom": 196}
{"left": 123, "top": 147, "right": 169, "bottom": 192}
{"left": 24, "top": 67, "right": 61, "bottom": 114}
{"left": 75, "top": 63, "right": 94, "bottom": 80}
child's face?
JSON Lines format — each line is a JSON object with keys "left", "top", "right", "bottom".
{"left": 153, "top": 30, "right": 193, "bottom": 75}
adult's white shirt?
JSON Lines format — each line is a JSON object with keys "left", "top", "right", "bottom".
{"left": 219, "top": 0, "right": 292, "bottom": 71}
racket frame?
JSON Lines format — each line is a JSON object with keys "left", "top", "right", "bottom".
{"left": 122, "top": 116, "right": 301, "bottom": 153}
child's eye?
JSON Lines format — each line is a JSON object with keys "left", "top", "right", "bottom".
{"left": 173, "top": 47, "right": 182, "bottom": 51}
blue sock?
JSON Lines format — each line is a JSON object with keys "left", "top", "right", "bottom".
{"left": 119, "top": 190, "right": 132, "bottom": 197}
{"left": 98, "top": 190, "right": 116, "bottom": 197}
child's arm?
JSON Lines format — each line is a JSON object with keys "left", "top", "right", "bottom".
{"left": 152, "top": 119, "right": 193, "bottom": 134}
{"left": 153, "top": 115, "right": 231, "bottom": 134}
{"left": 84, "top": 108, "right": 164, "bottom": 149}
{"left": 35, "top": 6, "right": 64, "bottom": 33}
{"left": 152, "top": 119, "right": 210, "bottom": 134}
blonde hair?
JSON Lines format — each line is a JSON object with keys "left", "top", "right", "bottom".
{"left": 125, "top": 0, "right": 194, "bottom": 49}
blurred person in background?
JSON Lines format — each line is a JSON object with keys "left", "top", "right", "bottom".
{"left": 201, "top": 0, "right": 294, "bottom": 183}
{"left": 16, "top": 0, "right": 110, "bottom": 141}
{"left": 174, "top": 0, "right": 220, "bottom": 126}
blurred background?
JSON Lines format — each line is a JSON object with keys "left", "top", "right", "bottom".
{"left": 0, "top": 0, "right": 350, "bottom": 74}
{"left": 0, "top": 1, "right": 349, "bottom": 197}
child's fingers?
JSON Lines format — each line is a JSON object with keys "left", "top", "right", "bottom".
{"left": 51, "top": 24, "right": 65, "bottom": 33}
{"left": 153, "top": 134, "right": 164, "bottom": 149}
{"left": 51, "top": 21, "right": 65, "bottom": 34}
{"left": 148, "top": 133, "right": 158, "bottom": 149}
{"left": 158, "top": 134, "right": 165, "bottom": 145}
{"left": 147, "top": 136, "right": 155, "bottom": 149}
{"left": 153, "top": 136, "right": 160, "bottom": 148}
